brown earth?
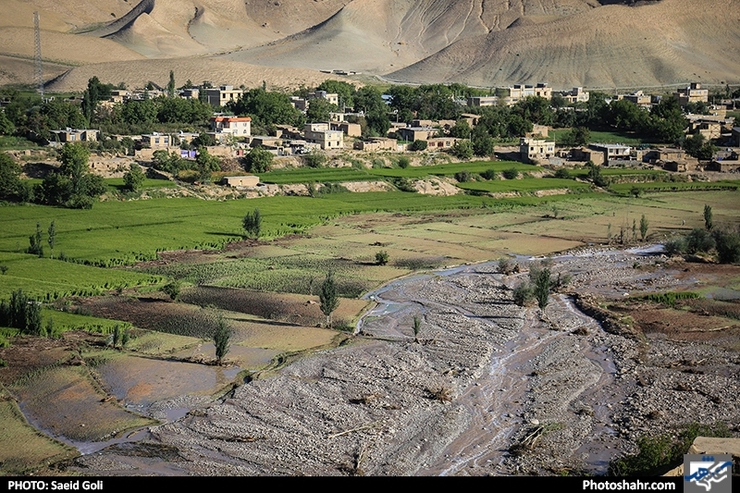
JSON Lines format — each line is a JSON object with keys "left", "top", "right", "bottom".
{"left": 4, "top": 0, "right": 739, "bottom": 91}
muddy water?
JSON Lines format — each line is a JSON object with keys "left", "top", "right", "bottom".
{"left": 358, "top": 258, "right": 629, "bottom": 475}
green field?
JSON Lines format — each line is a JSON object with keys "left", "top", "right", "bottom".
{"left": 458, "top": 178, "right": 591, "bottom": 193}
{"left": 258, "top": 160, "right": 540, "bottom": 184}
{"left": 609, "top": 181, "right": 740, "bottom": 195}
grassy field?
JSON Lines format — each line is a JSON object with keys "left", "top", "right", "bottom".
{"left": 609, "top": 181, "right": 740, "bottom": 195}
{"left": 258, "top": 160, "right": 540, "bottom": 184}
{"left": 457, "top": 177, "right": 591, "bottom": 193}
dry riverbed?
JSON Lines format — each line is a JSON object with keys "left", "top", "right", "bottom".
{"left": 63, "top": 247, "right": 740, "bottom": 476}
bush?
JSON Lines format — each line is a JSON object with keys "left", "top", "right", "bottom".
{"left": 303, "top": 150, "right": 327, "bottom": 168}
{"left": 242, "top": 208, "right": 262, "bottom": 238}
{"left": 375, "top": 250, "right": 389, "bottom": 265}
{"left": 480, "top": 169, "right": 497, "bottom": 180}
{"left": 397, "top": 156, "right": 410, "bottom": 169}
{"left": 161, "top": 281, "right": 181, "bottom": 301}
{"left": 554, "top": 168, "right": 570, "bottom": 179}
{"left": 409, "top": 140, "right": 428, "bottom": 151}
{"left": 686, "top": 228, "right": 715, "bottom": 254}
{"left": 454, "top": 170, "right": 472, "bottom": 183}
{"left": 713, "top": 229, "right": 740, "bottom": 264}
{"left": 244, "top": 147, "right": 273, "bottom": 173}
{"left": 450, "top": 140, "right": 473, "bottom": 160}
{"left": 513, "top": 283, "right": 533, "bottom": 306}
{"left": 608, "top": 422, "right": 730, "bottom": 476}
{"left": 123, "top": 163, "right": 146, "bottom": 192}
{"left": 663, "top": 237, "right": 686, "bottom": 256}
{"left": 502, "top": 168, "right": 520, "bottom": 180}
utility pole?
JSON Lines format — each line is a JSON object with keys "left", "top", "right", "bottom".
{"left": 34, "top": 11, "right": 43, "bottom": 99}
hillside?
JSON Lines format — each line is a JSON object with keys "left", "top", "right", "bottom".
{"left": 1, "top": 0, "right": 738, "bottom": 92}
{"left": 388, "top": 0, "right": 740, "bottom": 88}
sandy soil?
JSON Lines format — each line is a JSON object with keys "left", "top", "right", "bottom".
{"left": 66, "top": 248, "right": 740, "bottom": 475}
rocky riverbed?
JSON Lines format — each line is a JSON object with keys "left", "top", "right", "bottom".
{"left": 71, "top": 247, "right": 740, "bottom": 476}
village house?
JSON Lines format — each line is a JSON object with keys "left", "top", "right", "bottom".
{"left": 520, "top": 137, "right": 555, "bottom": 163}
{"left": 330, "top": 121, "right": 362, "bottom": 137}
{"left": 307, "top": 91, "right": 339, "bottom": 107}
{"left": 397, "top": 126, "right": 437, "bottom": 142}
{"left": 222, "top": 176, "right": 260, "bottom": 188}
{"left": 178, "top": 88, "right": 200, "bottom": 100}
{"left": 688, "top": 120, "right": 722, "bottom": 140}
{"left": 205, "top": 85, "right": 243, "bottom": 107}
{"left": 675, "top": 82, "right": 709, "bottom": 106}
{"left": 467, "top": 96, "right": 499, "bottom": 107}
{"left": 558, "top": 87, "right": 589, "bottom": 104}
{"left": 290, "top": 97, "right": 308, "bottom": 111}
{"left": 49, "top": 128, "right": 99, "bottom": 144}
{"left": 210, "top": 116, "right": 252, "bottom": 140}
{"left": 567, "top": 147, "right": 605, "bottom": 166}
{"left": 426, "top": 137, "right": 459, "bottom": 149}
{"left": 304, "top": 123, "right": 344, "bottom": 150}
{"left": 622, "top": 90, "right": 652, "bottom": 107}
{"left": 141, "top": 132, "right": 171, "bottom": 149}
{"left": 508, "top": 83, "right": 552, "bottom": 105}
{"left": 589, "top": 143, "right": 633, "bottom": 164}
{"left": 354, "top": 137, "right": 399, "bottom": 151}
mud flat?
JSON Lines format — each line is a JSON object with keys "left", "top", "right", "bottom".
{"left": 71, "top": 248, "right": 740, "bottom": 476}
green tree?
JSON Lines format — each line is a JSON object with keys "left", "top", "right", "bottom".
{"left": 703, "top": 204, "right": 713, "bottom": 231}
{"left": 167, "top": 70, "right": 176, "bottom": 98}
{"left": 244, "top": 147, "right": 273, "bottom": 173}
{"left": 0, "top": 153, "right": 23, "bottom": 201}
{"left": 242, "top": 208, "right": 262, "bottom": 239}
{"left": 27, "top": 222, "right": 44, "bottom": 257}
{"left": 319, "top": 271, "right": 339, "bottom": 328}
{"left": 47, "top": 220, "right": 56, "bottom": 258}
{"left": 409, "top": 140, "right": 428, "bottom": 151}
{"left": 532, "top": 267, "right": 551, "bottom": 310}
{"left": 412, "top": 315, "right": 422, "bottom": 343}
{"left": 375, "top": 250, "right": 389, "bottom": 265}
{"left": 123, "top": 163, "right": 145, "bottom": 192}
{"left": 213, "top": 314, "right": 231, "bottom": 365}
{"left": 306, "top": 98, "right": 338, "bottom": 123}
{"left": 450, "top": 140, "right": 474, "bottom": 160}
{"left": 472, "top": 134, "right": 495, "bottom": 157}
{"left": 640, "top": 214, "right": 648, "bottom": 241}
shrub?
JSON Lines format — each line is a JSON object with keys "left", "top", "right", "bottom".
{"left": 663, "top": 237, "right": 686, "bottom": 256}
{"left": 454, "top": 170, "right": 471, "bottom": 183}
{"left": 375, "top": 250, "right": 389, "bottom": 265}
{"left": 480, "top": 169, "right": 497, "bottom": 180}
{"left": 242, "top": 208, "right": 262, "bottom": 238}
{"left": 554, "top": 168, "right": 570, "bottom": 179}
{"left": 243, "top": 147, "right": 273, "bottom": 173}
{"left": 213, "top": 314, "right": 231, "bottom": 365}
{"left": 513, "top": 283, "right": 533, "bottom": 306}
{"left": 303, "top": 150, "right": 327, "bottom": 168}
{"left": 686, "top": 228, "right": 715, "bottom": 254}
{"left": 161, "top": 281, "right": 181, "bottom": 301}
{"left": 713, "top": 229, "right": 740, "bottom": 264}
{"left": 608, "top": 422, "right": 730, "bottom": 476}
{"left": 450, "top": 140, "right": 473, "bottom": 160}
{"left": 397, "top": 156, "right": 410, "bottom": 169}
{"left": 502, "top": 168, "right": 520, "bottom": 180}
{"left": 409, "top": 140, "right": 428, "bottom": 151}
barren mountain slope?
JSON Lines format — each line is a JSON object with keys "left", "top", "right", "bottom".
{"left": 88, "top": 0, "right": 353, "bottom": 57}
{"left": 220, "top": 0, "right": 601, "bottom": 73}
{"left": 44, "top": 58, "right": 351, "bottom": 93}
{"left": 389, "top": 0, "right": 740, "bottom": 87}
{"left": 2, "top": 0, "right": 133, "bottom": 30}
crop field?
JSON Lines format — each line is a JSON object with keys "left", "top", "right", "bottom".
{"left": 0, "top": 253, "right": 161, "bottom": 299}
{"left": 457, "top": 178, "right": 591, "bottom": 193}
{"left": 258, "top": 160, "right": 539, "bottom": 184}
{"left": 104, "top": 178, "right": 176, "bottom": 191}
{"left": 0, "top": 387, "right": 77, "bottom": 475}
{"left": 10, "top": 364, "right": 155, "bottom": 442}
{"left": 609, "top": 180, "right": 740, "bottom": 195}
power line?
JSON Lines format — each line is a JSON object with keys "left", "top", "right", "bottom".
{"left": 34, "top": 11, "right": 43, "bottom": 98}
